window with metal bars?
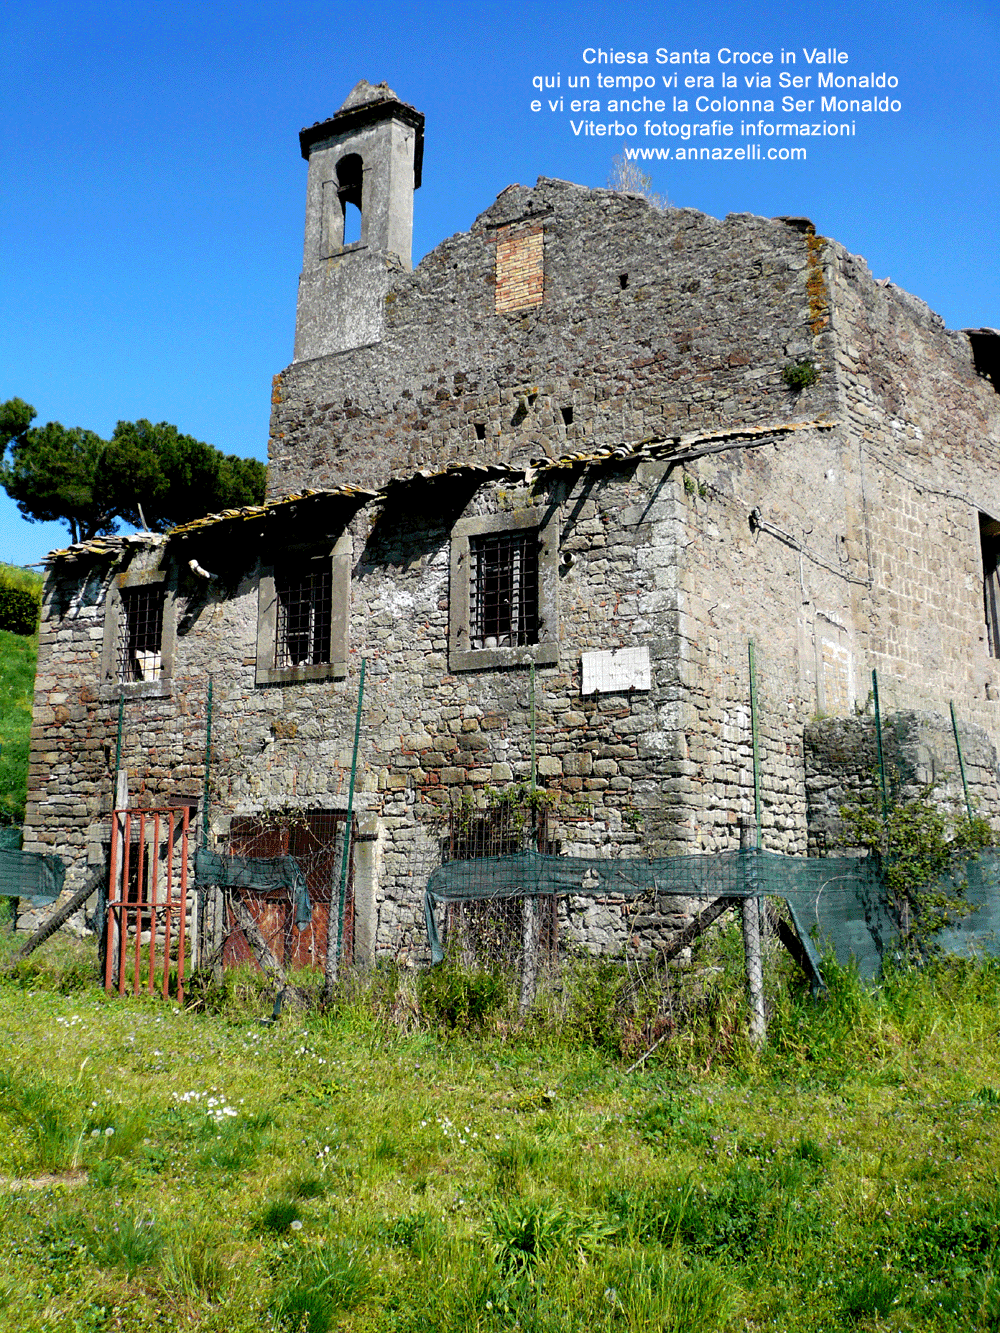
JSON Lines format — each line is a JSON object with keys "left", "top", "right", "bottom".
{"left": 981, "top": 514, "right": 1000, "bottom": 658}
{"left": 116, "top": 588, "right": 165, "bottom": 682}
{"left": 275, "top": 565, "right": 333, "bottom": 669}
{"left": 469, "top": 529, "right": 538, "bottom": 649}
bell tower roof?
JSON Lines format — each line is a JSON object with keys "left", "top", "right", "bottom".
{"left": 299, "top": 81, "right": 424, "bottom": 187}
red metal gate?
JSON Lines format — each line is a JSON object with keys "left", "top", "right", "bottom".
{"left": 105, "top": 806, "right": 190, "bottom": 1001}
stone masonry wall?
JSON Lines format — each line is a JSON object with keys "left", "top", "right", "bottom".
{"left": 804, "top": 712, "right": 1000, "bottom": 856}
{"left": 268, "top": 180, "right": 836, "bottom": 497}
{"left": 828, "top": 240, "right": 1000, "bottom": 741}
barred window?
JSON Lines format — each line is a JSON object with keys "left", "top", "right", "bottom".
{"left": 981, "top": 514, "right": 1000, "bottom": 658}
{"left": 116, "top": 588, "right": 165, "bottom": 682}
{"left": 469, "top": 529, "right": 538, "bottom": 649}
{"left": 275, "top": 565, "right": 333, "bottom": 669}
{"left": 449, "top": 507, "right": 558, "bottom": 671}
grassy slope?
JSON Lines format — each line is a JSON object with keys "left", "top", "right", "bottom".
{"left": 2, "top": 934, "right": 1000, "bottom": 1332}
{"left": 0, "top": 563, "right": 41, "bottom": 827}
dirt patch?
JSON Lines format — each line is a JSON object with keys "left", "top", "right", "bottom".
{"left": 0, "top": 1169, "right": 87, "bottom": 1192}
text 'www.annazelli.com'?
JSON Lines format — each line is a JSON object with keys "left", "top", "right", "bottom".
{"left": 622, "top": 142, "right": 810, "bottom": 161}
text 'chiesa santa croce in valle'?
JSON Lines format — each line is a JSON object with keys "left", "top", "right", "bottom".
{"left": 25, "top": 80, "right": 1000, "bottom": 966}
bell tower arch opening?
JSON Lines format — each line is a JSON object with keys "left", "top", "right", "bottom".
{"left": 338, "top": 153, "right": 364, "bottom": 246}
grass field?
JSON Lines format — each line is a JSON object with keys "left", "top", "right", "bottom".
{"left": 2, "top": 928, "right": 1000, "bottom": 1332}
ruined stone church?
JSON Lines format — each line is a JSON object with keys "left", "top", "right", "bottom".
{"left": 25, "top": 80, "right": 1000, "bottom": 963}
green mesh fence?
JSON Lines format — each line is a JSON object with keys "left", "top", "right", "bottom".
{"left": 931, "top": 855, "right": 1000, "bottom": 959}
{"left": 425, "top": 849, "right": 1000, "bottom": 979}
{"left": 0, "top": 847, "right": 66, "bottom": 906}
{"left": 194, "top": 848, "right": 313, "bottom": 929}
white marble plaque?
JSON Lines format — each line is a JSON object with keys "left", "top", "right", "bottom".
{"left": 581, "top": 646, "right": 651, "bottom": 695}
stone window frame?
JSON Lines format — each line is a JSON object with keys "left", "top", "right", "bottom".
{"left": 320, "top": 153, "right": 368, "bottom": 259}
{"left": 980, "top": 513, "right": 1000, "bottom": 658}
{"left": 449, "top": 506, "right": 559, "bottom": 672}
{"left": 99, "top": 567, "right": 176, "bottom": 701}
{"left": 256, "top": 532, "right": 351, "bottom": 686}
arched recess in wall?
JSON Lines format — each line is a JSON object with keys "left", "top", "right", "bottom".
{"left": 338, "top": 153, "right": 364, "bottom": 246}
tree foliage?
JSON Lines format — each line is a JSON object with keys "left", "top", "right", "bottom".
{"left": 0, "top": 399, "right": 267, "bottom": 543}
{"left": 607, "top": 153, "right": 670, "bottom": 209}
{"left": 841, "top": 779, "right": 995, "bottom": 951}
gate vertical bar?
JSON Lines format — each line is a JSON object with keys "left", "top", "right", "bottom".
{"left": 147, "top": 813, "right": 159, "bottom": 994}
{"left": 133, "top": 811, "right": 146, "bottom": 995}
{"left": 162, "top": 811, "right": 175, "bottom": 998}
{"left": 176, "top": 808, "right": 189, "bottom": 1004}
{"left": 118, "top": 811, "right": 131, "bottom": 994}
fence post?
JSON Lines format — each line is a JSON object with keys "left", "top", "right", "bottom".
{"left": 518, "top": 896, "right": 540, "bottom": 1017}
{"left": 326, "top": 657, "right": 366, "bottom": 999}
{"left": 872, "top": 668, "right": 889, "bottom": 828}
{"left": 107, "top": 770, "right": 128, "bottom": 990}
{"left": 950, "top": 701, "right": 975, "bottom": 823}
{"left": 740, "top": 818, "right": 765, "bottom": 1047}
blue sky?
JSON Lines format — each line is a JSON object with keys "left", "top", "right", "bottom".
{"left": 3, "top": 0, "right": 998, "bottom": 564}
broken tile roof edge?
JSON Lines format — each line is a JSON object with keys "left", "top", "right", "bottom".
{"left": 43, "top": 419, "right": 835, "bottom": 565}
{"left": 378, "top": 417, "right": 835, "bottom": 488}
{"left": 43, "top": 485, "right": 377, "bottom": 563}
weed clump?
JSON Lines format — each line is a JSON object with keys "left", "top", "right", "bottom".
{"left": 276, "top": 1241, "right": 371, "bottom": 1333}
{"left": 417, "top": 954, "right": 508, "bottom": 1031}
{"left": 782, "top": 358, "right": 818, "bottom": 390}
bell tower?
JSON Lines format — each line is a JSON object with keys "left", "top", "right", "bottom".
{"left": 293, "top": 81, "right": 424, "bottom": 362}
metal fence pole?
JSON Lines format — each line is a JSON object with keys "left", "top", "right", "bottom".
{"left": 950, "top": 700, "right": 975, "bottom": 823}
{"left": 200, "top": 676, "right": 216, "bottom": 978}
{"left": 530, "top": 662, "right": 537, "bottom": 793}
{"left": 741, "top": 818, "right": 765, "bottom": 1047}
{"left": 872, "top": 667, "right": 889, "bottom": 827}
{"left": 748, "top": 639, "right": 763, "bottom": 848}
{"left": 327, "top": 658, "right": 366, "bottom": 997}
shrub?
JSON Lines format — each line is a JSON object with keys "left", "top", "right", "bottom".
{"left": 0, "top": 581, "right": 40, "bottom": 636}
{"left": 782, "top": 359, "right": 818, "bottom": 391}
{"left": 841, "top": 782, "right": 995, "bottom": 951}
{"left": 417, "top": 955, "right": 508, "bottom": 1030}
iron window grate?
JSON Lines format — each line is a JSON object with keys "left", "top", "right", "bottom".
{"left": 117, "top": 588, "right": 165, "bottom": 682}
{"left": 275, "top": 566, "right": 333, "bottom": 668}
{"left": 469, "top": 529, "right": 538, "bottom": 649}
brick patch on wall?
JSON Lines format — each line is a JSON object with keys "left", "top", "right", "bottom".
{"left": 495, "top": 222, "right": 543, "bottom": 313}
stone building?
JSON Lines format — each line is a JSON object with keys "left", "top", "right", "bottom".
{"left": 23, "top": 81, "right": 1000, "bottom": 962}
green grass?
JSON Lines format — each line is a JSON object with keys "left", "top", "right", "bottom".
{"left": 2, "top": 933, "right": 1000, "bottom": 1329}
{"left": 0, "top": 564, "right": 41, "bottom": 826}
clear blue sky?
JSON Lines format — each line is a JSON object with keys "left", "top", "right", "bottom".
{"left": 3, "top": 0, "right": 998, "bottom": 564}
